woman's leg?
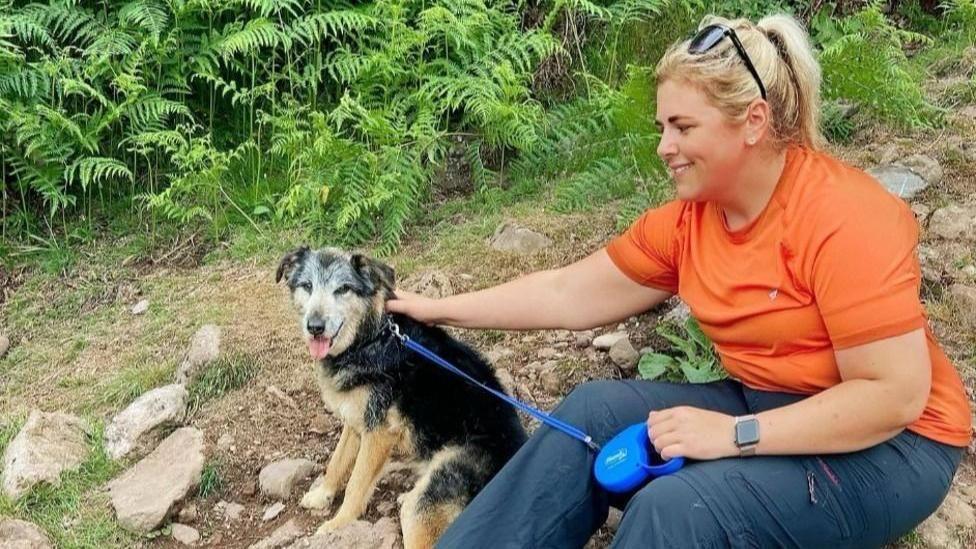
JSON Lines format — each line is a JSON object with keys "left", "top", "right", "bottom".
{"left": 610, "top": 389, "right": 964, "bottom": 548}
{"left": 436, "top": 379, "right": 750, "bottom": 549}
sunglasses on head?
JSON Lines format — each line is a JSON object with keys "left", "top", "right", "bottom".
{"left": 689, "top": 24, "right": 767, "bottom": 101}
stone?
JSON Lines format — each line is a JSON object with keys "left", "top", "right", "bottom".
{"left": 605, "top": 508, "right": 623, "bottom": 533}
{"left": 485, "top": 347, "right": 515, "bottom": 364}
{"left": 263, "top": 502, "right": 286, "bottom": 522}
{"left": 929, "top": 205, "right": 976, "bottom": 241}
{"left": 259, "top": 458, "right": 318, "bottom": 500}
{"left": 0, "top": 518, "right": 53, "bottom": 549}
{"left": 1, "top": 410, "right": 90, "bottom": 500}
{"left": 540, "top": 368, "right": 564, "bottom": 396}
{"left": 249, "top": 519, "right": 304, "bottom": 549}
{"left": 170, "top": 523, "right": 200, "bottom": 546}
{"left": 592, "top": 332, "right": 627, "bottom": 351}
{"left": 131, "top": 299, "right": 149, "bottom": 315}
{"left": 537, "top": 347, "right": 559, "bottom": 360}
{"left": 107, "top": 428, "right": 205, "bottom": 533}
{"left": 217, "top": 434, "right": 235, "bottom": 451}
{"left": 663, "top": 299, "right": 691, "bottom": 324}
{"left": 609, "top": 338, "right": 639, "bottom": 375}
{"left": 950, "top": 284, "right": 976, "bottom": 326}
{"left": 573, "top": 331, "right": 594, "bottom": 348}
{"left": 177, "top": 503, "right": 198, "bottom": 524}
{"left": 489, "top": 222, "right": 552, "bottom": 254}
{"left": 222, "top": 501, "right": 245, "bottom": 521}
{"left": 287, "top": 517, "right": 398, "bottom": 549}
{"left": 898, "top": 154, "right": 943, "bottom": 185}
{"left": 867, "top": 165, "right": 929, "bottom": 200}
{"left": 176, "top": 324, "right": 221, "bottom": 384}
{"left": 402, "top": 270, "right": 454, "bottom": 299}
{"left": 105, "top": 384, "right": 187, "bottom": 460}
{"left": 947, "top": 135, "right": 976, "bottom": 163}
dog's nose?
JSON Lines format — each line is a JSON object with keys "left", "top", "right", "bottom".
{"left": 307, "top": 319, "right": 326, "bottom": 336}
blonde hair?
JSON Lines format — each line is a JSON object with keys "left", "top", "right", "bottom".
{"left": 656, "top": 14, "right": 824, "bottom": 150}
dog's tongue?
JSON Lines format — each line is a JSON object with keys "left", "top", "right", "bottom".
{"left": 309, "top": 337, "right": 331, "bottom": 360}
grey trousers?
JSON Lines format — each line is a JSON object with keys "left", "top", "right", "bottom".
{"left": 436, "top": 379, "right": 964, "bottom": 548}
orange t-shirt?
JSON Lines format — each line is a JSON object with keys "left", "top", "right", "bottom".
{"left": 606, "top": 145, "right": 972, "bottom": 447}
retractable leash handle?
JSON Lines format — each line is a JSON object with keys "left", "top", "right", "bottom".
{"left": 386, "top": 317, "right": 684, "bottom": 493}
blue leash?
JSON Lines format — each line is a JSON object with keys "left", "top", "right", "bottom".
{"left": 386, "top": 317, "right": 601, "bottom": 452}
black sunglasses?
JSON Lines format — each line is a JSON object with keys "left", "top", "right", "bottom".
{"left": 689, "top": 24, "right": 767, "bottom": 101}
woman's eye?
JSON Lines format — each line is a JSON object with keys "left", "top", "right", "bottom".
{"left": 677, "top": 126, "right": 691, "bottom": 133}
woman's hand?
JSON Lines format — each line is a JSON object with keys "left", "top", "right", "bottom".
{"left": 385, "top": 289, "right": 441, "bottom": 325}
{"left": 647, "top": 406, "right": 738, "bottom": 460}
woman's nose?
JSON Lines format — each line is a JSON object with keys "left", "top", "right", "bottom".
{"left": 657, "top": 129, "right": 677, "bottom": 159}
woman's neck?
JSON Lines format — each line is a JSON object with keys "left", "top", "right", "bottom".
{"left": 718, "top": 146, "right": 788, "bottom": 231}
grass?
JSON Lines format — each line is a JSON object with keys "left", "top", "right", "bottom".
{"left": 0, "top": 421, "right": 137, "bottom": 549}
{"left": 197, "top": 460, "right": 225, "bottom": 499}
{"left": 187, "top": 355, "right": 260, "bottom": 414}
{"left": 91, "top": 362, "right": 177, "bottom": 413}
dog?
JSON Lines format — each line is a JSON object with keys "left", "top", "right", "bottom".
{"left": 276, "top": 246, "right": 527, "bottom": 547}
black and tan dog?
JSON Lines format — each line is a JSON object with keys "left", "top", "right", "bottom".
{"left": 276, "top": 246, "right": 527, "bottom": 547}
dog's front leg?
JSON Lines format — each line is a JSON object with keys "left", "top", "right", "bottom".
{"left": 301, "top": 425, "right": 360, "bottom": 510}
{"left": 315, "top": 428, "right": 398, "bottom": 534}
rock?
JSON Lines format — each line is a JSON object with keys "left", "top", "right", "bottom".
{"left": 263, "top": 502, "right": 286, "bottom": 522}
{"left": 217, "top": 434, "right": 235, "bottom": 451}
{"left": 107, "top": 427, "right": 205, "bottom": 533}
{"left": 259, "top": 458, "right": 318, "bottom": 500}
{"left": 592, "top": 332, "right": 627, "bottom": 351}
{"left": 222, "top": 501, "right": 245, "bottom": 521}
{"left": 947, "top": 135, "right": 976, "bottom": 163}
{"left": 178, "top": 503, "right": 198, "bottom": 524}
{"left": 867, "top": 165, "right": 929, "bottom": 200}
{"left": 485, "top": 347, "right": 515, "bottom": 364}
{"left": 898, "top": 154, "right": 943, "bottom": 185}
{"left": 0, "top": 518, "right": 53, "bottom": 549}
{"left": 489, "top": 222, "right": 552, "bottom": 254}
{"left": 911, "top": 203, "right": 931, "bottom": 223}
{"left": 249, "top": 519, "right": 304, "bottom": 549}
{"left": 105, "top": 384, "right": 187, "bottom": 460}
{"left": 176, "top": 324, "right": 221, "bottom": 384}
{"left": 573, "top": 331, "right": 594, "bottom": 348}
{"left": 401, "top": 270, "right": 454, "bottom": 299}
{"left": 609, "top": 338, "right": 639, "bottom": 375}
{"left": 950, "top": 284, "right": 976, "bottom": 326}
{"left": 131, "top": 299, "right": 149, "bottom": 315}
{"left": 663, "top": 298, "right": 691, "bottom": 324}
{"left": 605, "top": 508, "right": 623, "bottom": 533}
{"left": 171, "top": 523, "right": 200, "bottom": 546}
{"left": 929, "top": 205, "right": 976, "bottom": 241}
{"left": 540, "top": 368, "right": 564, "bottom": 396}
{"left": 1, "top": 410, "right": 90, "bottom": 500}
{"left": 242, "top": 480, "right": 258, "bottom": 497}
{"left": 0, "top": 334, "right": 9, "bottom": 359}
{"left": 288, "top": 517, "right": 398, "bottom": 549}
{"left": 537, "top": 347, "right": 559, "bottom": 360}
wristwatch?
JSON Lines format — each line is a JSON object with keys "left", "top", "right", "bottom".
{"left": 734, "top": 415, "right": 760, "bottom": 457}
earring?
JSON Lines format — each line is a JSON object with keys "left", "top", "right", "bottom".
{"left": 746, "top": 137, "right": 756, "bottom": 145}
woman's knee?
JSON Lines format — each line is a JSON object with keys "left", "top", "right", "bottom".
{"left": 554, "top": 380, "right": 623, "bottom": 421}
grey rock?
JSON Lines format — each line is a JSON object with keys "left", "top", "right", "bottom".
{"left": 170, "top": 523, "right": 200, "bottom": 546}
{"left": 263, "top": 502, "right": 286, "bottom": 522}
{"left": 0, "top": 518, "right": 52, "bottom": 549}
{"left": 222, "top": 501, "right": 245, "bottom": 522}
{"left": 131, "top": 299, "right": 149, "bottom": 315}
{"left": 105, "top": 384, "right": 187, "bottom": 460}
{"left": 259, "top": 458, "right": 318, "bottom": 500}
{"left": 573, "top": 331, "right": 594, "bottom": 348}
{"left": 540, "top": 368, "right": 564, "bottom": 396}
{"left": 947, "top": 135, "right": 976, "bottom": 163}
{"left": 249, "top": 519, "right": 304, "bottom": 549}
{"left": 592, "top": 332, "right": 627, "bottom": 351}
{"left": 176, "top": 325, "right": 221, "bottom": 385}
{"left": 288, "top": 517, "right": 398, "bottom": 549}
{"left": 867, "top": 165, "right": 929, "bottom": 200}
{"left": 177, "top": 503, "right": 198, "bottom": 524}
{"left": 930, "top": 205, "right": 976, "bottom": 241}
{"left": 1, "top": 410, "right": 90, "bottom": 500}
{"left": 107, "top": 428, "right": 205, "bottom": 533}
{"left": 609, "top": 338, "right": 639, "bottom": 375}
{"left": 489, "top": 223, "right": 552, "bottom": 254}
{"left": 402, "top": 270, "right": 454, "bottom": 299}
{"left": 537, "top": 347, "right": 559, "bottom": 360}
{"left": 950, "top": 284, "right": 976, "bottom": 326}
{"left": 662, "top": 299, "right": 691, "bottom": 324}
{"left": 899, "top": 154, "right": 943, "bottom": 185}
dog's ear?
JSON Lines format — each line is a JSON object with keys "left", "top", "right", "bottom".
{"left": 350, "top": 253, "right": 396, "bottom": 294}
{"left": 276, "top": 246, "right": 309, "bottom": 283}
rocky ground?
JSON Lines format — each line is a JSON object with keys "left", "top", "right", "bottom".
{"left": 2, "top": 60, "right": 976, "bottom": 549}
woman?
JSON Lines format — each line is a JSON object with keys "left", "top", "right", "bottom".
{"left": 387, "top": 14, "right": 971, "bottom": 548}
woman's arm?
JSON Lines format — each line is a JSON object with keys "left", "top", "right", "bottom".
{"left": 648, "top": 328, "right": 932, "bottom": 459}
{"left": 387, "top": 249, "right": 672, "bottom": 331}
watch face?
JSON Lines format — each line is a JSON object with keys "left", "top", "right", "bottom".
{"left": 736, "top": 419, "right": 760, "bottom": 445}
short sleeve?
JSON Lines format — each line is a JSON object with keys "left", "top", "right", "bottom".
{"left": 605, "top": 200, "right": 684, "bottom": 293}
{"left": 810, "top": 198, "right": 927, "bottom": 349}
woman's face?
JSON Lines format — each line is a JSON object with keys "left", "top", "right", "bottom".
{"left": 655, "top": 79, "right": 749, "bottom": 202}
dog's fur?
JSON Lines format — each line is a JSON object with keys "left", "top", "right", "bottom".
{"left": 276, "top": 247, "right": 527, "bottom": 547}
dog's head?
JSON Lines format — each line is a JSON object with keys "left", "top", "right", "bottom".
{"left": 276, "top": 246, "right": 396, "bottom": 360}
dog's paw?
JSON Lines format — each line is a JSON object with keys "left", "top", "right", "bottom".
{"left": 301, "top": 488, "right": 335, "bottom": 510}
{"left": 315, "top": 516, "right": 353, "bottom": 535}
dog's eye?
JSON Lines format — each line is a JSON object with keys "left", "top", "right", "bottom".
{"left": 334, "top": 284, "right": 353, "bottom": 295}
{"left": 299, "top": 281, "right": 312, "bottom": 292}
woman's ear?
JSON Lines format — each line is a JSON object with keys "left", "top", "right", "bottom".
{"left": 744, "top": 98, "right": 771, "bottom": 146}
